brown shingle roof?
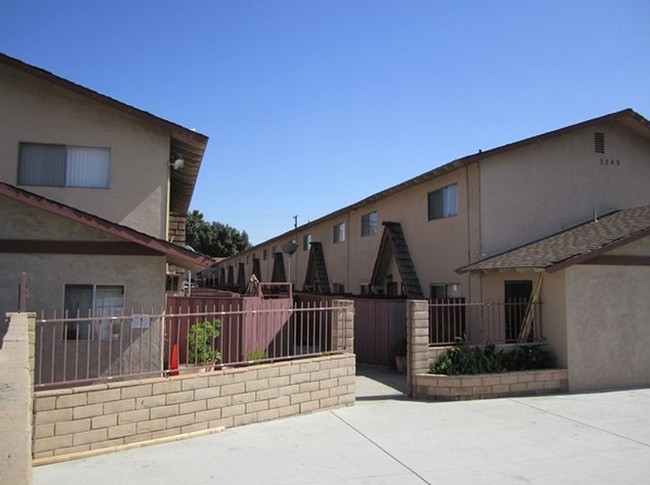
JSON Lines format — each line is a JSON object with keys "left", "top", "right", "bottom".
{"left": 458, "top": 205, "right": 650, "bottom": 274}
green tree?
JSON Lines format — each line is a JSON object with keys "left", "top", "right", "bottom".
{"left": 186, "top": 210, "right": 251, "bottom": 257}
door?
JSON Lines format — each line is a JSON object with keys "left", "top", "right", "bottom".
{"left": 504, "top": 280, "right": 532, "bottom": 341}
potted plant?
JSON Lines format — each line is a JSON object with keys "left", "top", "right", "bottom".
{"left": 393, "top": 337, "right": 407, "bottom": 374}
{"left": 188, "top": 319, "right": 222, "bottom": 371}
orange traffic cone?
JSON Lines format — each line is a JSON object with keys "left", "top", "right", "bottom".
{"left": 169, "top": 344, "right": 179, "bottom": 376}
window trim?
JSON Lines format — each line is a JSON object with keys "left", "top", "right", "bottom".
{"left": 18, "top": 142, "right": 111, "bottom": 189}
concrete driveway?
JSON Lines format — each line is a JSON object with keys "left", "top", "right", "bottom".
{"left": 34, "top": 366, "right": 650, "bottom": 484}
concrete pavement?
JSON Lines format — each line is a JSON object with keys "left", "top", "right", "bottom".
{"left": 34, "top": 366, "right": 650, "bottom": 484}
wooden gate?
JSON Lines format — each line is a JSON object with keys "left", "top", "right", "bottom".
{"left": 354, "top": 299, "right": 406, "bottom": 366}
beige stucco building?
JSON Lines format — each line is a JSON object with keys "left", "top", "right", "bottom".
{"left": 217, "top": 109, "right": 650, "bottom": 299}
{"left": 216, "top": 109, "right": 650, "bottom": 391}
{"left": 0, "top": 52, "right": 212, "bottom": 321}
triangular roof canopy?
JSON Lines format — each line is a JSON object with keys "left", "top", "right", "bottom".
{"left": 303, "top": 242, "right": 331, "bottom": 293}
{"left": 0, "top": 182, "right": 213, "bottom": 272}
{"left": 458, "top": 205, "right": 650, "bottom": 274}
{"left": 0, "top": 52, "right": 208, "bottom": 214}
{"left": 370, "top": 222, "right": 424, "bottom": 299}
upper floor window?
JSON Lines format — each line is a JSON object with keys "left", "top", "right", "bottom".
{"left": 428, "top": 183, "right": 458, "bottom": 221}
{"left": 333, "top": 222, "right": 346, "bottom": 243}
{"left": 361, "top": 211, "right": 378, "bottom": 237}
{"left": 18, "top": 142, "right": 110, "bottom": 188}
{"left": 303, "top": 233, "right": 312, "bottom": 251}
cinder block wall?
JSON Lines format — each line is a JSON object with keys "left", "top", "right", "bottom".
{"left": 415, "top": 369, "right": 569, "bottom": 400}
{"left": 33, "top": 354, "right": 355, "bottom": 462}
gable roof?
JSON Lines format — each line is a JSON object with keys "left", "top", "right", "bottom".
{"left": 0, "top": 182, "right": 213, "bottom": 272}
{"left": 457, "top": 205, "right": 650, "bottom": 274}
{"left": 241, "top": 108, "right": 650, "bottom": 250}
{"left": 0, "top": 52, "right": 208, "bottom": 214}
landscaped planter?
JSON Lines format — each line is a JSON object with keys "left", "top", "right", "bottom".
{"left": 414, "top": 369, "right": 568, "bottom": 401}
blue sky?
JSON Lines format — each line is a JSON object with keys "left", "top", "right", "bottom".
{"left": 2, "top": 1, "right": 649, "bottom": 244}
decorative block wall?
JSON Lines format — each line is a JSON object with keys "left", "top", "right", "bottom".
{"left": 33, "top": 353, "right": 355, "bottom": 463}
{"left": 415, "top": 369, "right": 568, "bottom": 400}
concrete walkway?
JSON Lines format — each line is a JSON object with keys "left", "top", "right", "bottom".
{"left": 34, "top": 366, "right": 650, "bottom": 484}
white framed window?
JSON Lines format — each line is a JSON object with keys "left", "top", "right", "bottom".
{"left": 18, "top": 142, "right": 111, "bottom": 188}
{"left": 361, "top": 211, "right": 378, "bottom": 237}
{"left": 428, "top": 184, "right": 458, "bottom": 221}
{"left": 333, "top": 222, "right": 346, "bottom": 243}
{"left": 303, "top": 233, "right": 312, "bottom": 251}
{"left": 64, "top": 284, "right": 124, "bottom": 340}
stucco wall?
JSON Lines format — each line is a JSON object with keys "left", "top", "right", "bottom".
{"left": 474, "top": 271, "right": 568, "bottom": 365}
{"left": 217, "top": 119, "right": 650, "bottom": 303}
{"left": 539, "top": 271, "right": 568, "bottom": 368}
{"left": 0, "top": 195, "right": 167, "bottom": 318}
{"left": 0, "top": 63, "right": 170, "bottom": 239}
{"left": 0, "top": 313, "right": 35, "bottom": 485}
{"left": 223, "top": 166, "right": 476, "bottom": 299}
{"left": 565, "top": 264, "right": 650, "bottom": 391}
{"left": 0, "top": 253, "right": 166, "bottom": 318}
{"left": 479, "top": 121, "right": 650, "bottom": 256}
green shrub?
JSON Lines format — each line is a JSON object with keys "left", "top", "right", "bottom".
{"left": 246, "top": 348, "right": 268, "bottom": 362}
{"left": 429, "top": 339, "right": 555, "bottom": 375}
{"left": 188, "top": 319, "right": 222, "bottom": 365}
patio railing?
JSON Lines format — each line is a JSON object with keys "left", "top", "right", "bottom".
{"left": 34, "top": 299, "right": 344, "bottom": 389}
{"left": 429, "top": 298, "right": 543, "bottom": 345}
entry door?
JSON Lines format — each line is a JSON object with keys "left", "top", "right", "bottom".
{"left": 504, "top": 280, "right": 532, "bottom": 341}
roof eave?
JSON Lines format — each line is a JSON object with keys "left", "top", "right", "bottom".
{"left": 0, "top": 182, "right": 213, "bottom": 271}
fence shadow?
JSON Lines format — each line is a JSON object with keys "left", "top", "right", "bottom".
{"left": 355, "top": 364, "right": 408, "bottom": 401}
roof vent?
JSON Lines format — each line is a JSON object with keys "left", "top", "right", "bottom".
{"left": 594, "top": 132, "right": 605, "bottom": 153}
